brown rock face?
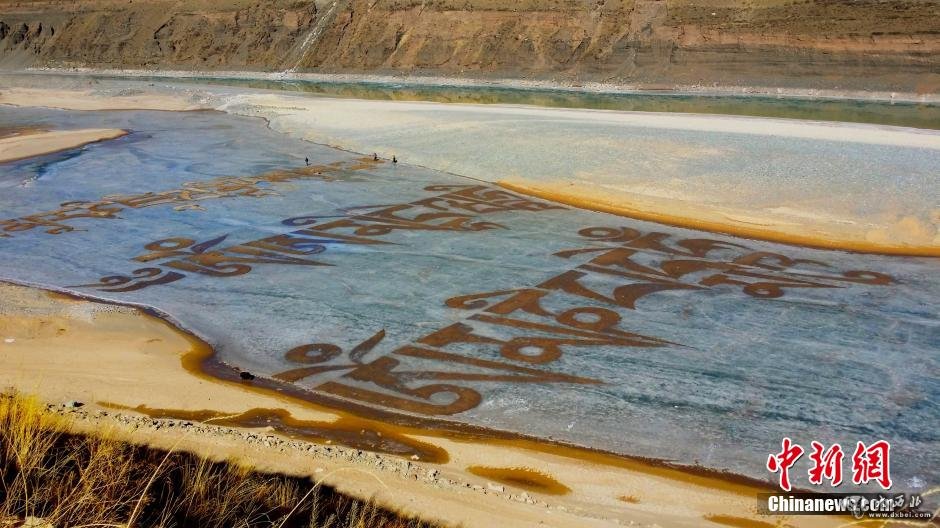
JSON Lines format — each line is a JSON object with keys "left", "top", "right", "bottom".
{"left": 1, "top": 0, "right": 938, "bottom": 92}
{"left": 0, "top": 0, "right": 318, "bottom": 69}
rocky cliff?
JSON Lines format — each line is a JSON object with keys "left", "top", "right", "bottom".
{"left": 1, "top": 0, "right": 938, "bottom": 92}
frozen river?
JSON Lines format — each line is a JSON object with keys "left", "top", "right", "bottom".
{"left": 0, "top": 103, "right": 937, "bottom": 494}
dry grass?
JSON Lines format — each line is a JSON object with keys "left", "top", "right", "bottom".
{"left": 0, "top": 392, "right": 443, "bottom": 528}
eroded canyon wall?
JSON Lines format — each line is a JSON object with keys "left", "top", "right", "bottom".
{"left": 1, "top": 0, "right": 938, "bottom": 92}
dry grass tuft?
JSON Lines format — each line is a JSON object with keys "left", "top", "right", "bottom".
{"left": 0, "top": 392, "right": 443, "bottom": 528}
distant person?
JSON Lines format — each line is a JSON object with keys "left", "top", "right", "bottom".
{"left": 392, "top": 155, "right": 398, "bottom": 164}
{"left": 305, "top": 157, "right": 309, "bottom": 166}
{"left": 373, "top": 153, "right": 378, "bottom": 161}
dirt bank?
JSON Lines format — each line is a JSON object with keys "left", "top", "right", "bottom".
{"left": 0, "top": 0, "right": 938, "bottom": 93}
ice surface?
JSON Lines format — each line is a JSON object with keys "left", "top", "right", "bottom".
{"left": 214, "top": 93, "right": 940, "bottom": 249}
{"left": 0, "top": 105, "right": 937, "bottom": 493}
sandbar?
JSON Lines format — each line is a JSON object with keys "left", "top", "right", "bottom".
{"left": 0, "top": 87, "right": 202, "bottom": 111}
{"left": 0, "top": 127, "right": 128, "bottom": 163}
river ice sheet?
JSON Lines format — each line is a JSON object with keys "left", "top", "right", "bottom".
{"left": 0, "top": 105, "right": 937, "bottom": 493}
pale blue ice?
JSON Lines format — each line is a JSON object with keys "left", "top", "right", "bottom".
{"left": 0, "top": 104, "right": 937, "bottom": 494}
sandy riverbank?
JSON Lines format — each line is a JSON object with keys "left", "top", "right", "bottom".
{"left": 0, "top": 127, "right": 128, "bottom": 163}
{"left": 0, "top": 281, "right": 851, "bottom": 528}
{"left": 0, "top": 86, "right": 202, "bottom": 111}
